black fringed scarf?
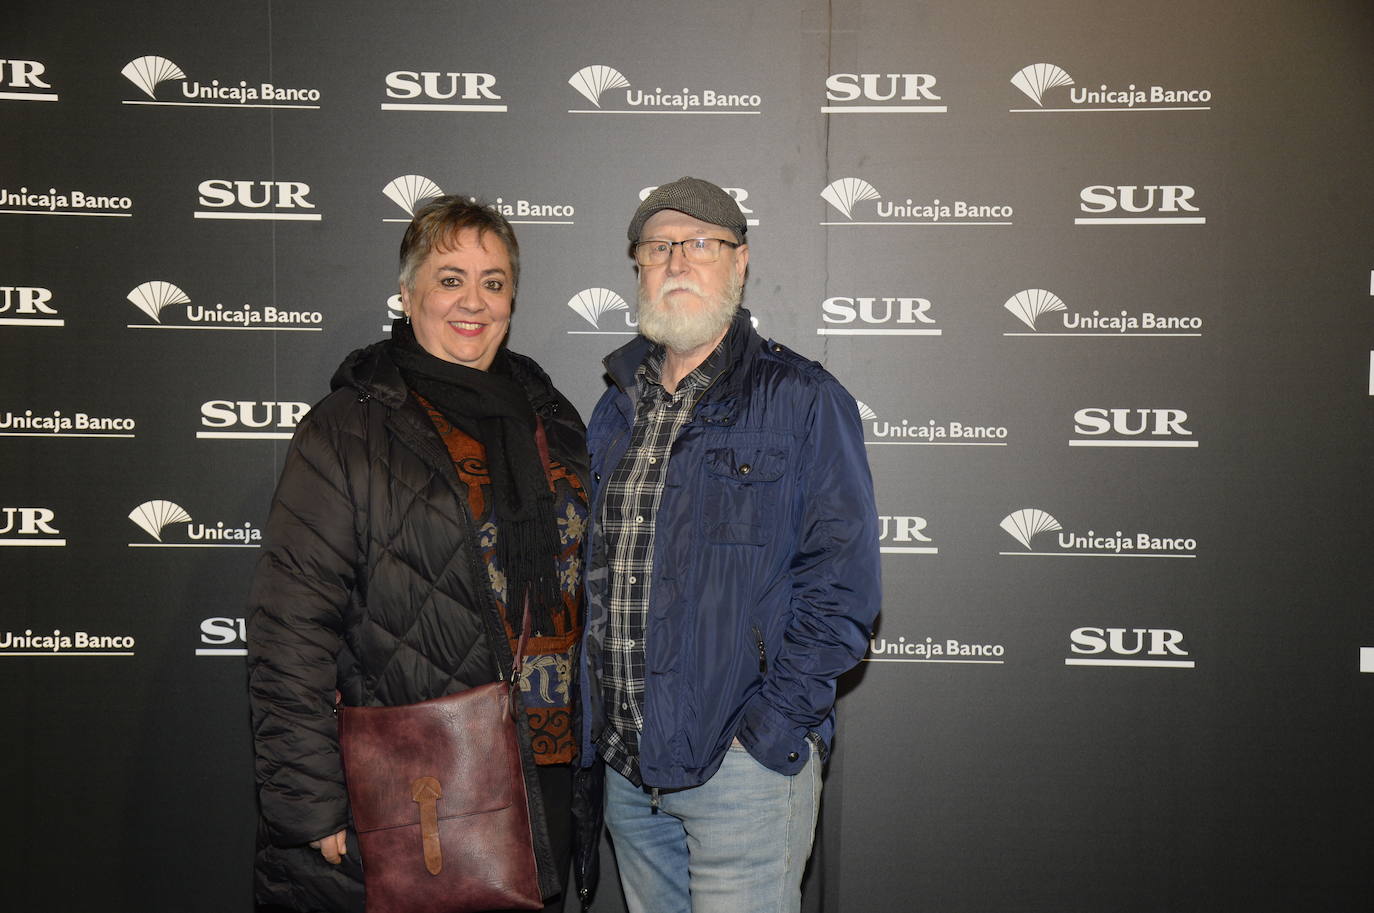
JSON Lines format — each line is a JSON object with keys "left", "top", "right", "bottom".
{"left": 389, "top": 321, "right": 562, "bottom": 634}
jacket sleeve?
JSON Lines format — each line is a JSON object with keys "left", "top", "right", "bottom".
{"left": 740, "top": 378, "right": 880, "bottom": 753}
{"left": 247, "top": 404, "right": 360, "bottom": 846}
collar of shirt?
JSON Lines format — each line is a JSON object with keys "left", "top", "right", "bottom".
{"left": 635, "top": 337, "right": 728, "bottom": 403}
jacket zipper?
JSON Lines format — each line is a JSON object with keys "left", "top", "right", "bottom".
{"left": 752, "top": 624, "right": 767, "bottom": 676}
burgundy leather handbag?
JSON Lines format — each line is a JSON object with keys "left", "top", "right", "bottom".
{"left": 337, "top": 610, "right": 542, "bottom": 913}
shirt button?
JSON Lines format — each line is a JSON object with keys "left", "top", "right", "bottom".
{"left": 628, "top": 576, "right": 637, "bottom": 584}
{"left": 621, "top": 702, "right": 629, "bottom": 710}
{"left": 635, "top": 516, "right": 644, "bottom": 523}
{"left": 648, "top": 457, "right": 657, "bottom": 464}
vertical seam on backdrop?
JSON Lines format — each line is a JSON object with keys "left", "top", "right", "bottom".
{"left": 268, "top": 0, "right": 280, "bottom": 467}
{"left": 820, "top": 0, "right": 835, "bottom": 371}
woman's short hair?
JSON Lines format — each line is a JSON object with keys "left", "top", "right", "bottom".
{"left": 398, "top": 195, "right": 521, "bottom": 293}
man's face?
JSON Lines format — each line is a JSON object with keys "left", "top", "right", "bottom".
{"left": 636, "top": 209, "right": 748, "bottom": 353}
{"left": 400, "top": 227, "right": 513, "bottom": 371}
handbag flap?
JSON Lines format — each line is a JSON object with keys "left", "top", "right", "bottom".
{"left": 338, "top": 682, "right": 521, "bottom": 833}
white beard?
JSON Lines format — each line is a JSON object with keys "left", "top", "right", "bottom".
{"left": 637, "top": 270, "right": 742, "bottom": 353}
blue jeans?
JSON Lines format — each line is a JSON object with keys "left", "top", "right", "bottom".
{"left": 604, "top": 741, "right": 822, "bottom": 913}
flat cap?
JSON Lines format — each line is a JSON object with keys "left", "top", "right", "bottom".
{"left": 627, "top": 176, "right": 747, "bottom": 242}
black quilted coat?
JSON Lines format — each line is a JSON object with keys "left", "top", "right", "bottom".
{"left": 246, "top": 338, "right": 587, "bottom": 912}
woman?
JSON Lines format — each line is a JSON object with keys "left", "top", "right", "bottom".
{"left": 247, "top": 196, "right": 587, "bottom": 912}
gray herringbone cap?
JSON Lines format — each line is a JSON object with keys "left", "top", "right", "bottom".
{"left": 627, "top": 176, "right": 747, "bottom": 242}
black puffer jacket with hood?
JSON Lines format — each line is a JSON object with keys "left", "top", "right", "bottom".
{"left": 246, "top": 338, "right": 587, "bottom": 912}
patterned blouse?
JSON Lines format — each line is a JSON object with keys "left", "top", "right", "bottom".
{"left": 419, "top": 398, "right": 587, "bottom": 764}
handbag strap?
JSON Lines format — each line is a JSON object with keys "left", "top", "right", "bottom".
{"left": 507, "top": 592, "right": 533, "bottom": 720}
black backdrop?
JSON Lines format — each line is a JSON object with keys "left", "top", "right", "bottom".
{"left": 3, "top": 2, "right": 1373, "bottom": 910}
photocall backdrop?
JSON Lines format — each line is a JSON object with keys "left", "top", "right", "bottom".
{"left": 3, "top": 1, "right": 1372, "bottom": 910}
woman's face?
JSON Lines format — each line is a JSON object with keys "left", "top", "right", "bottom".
{"left": 401, "top": 227, "right": 513, "bottom": 371}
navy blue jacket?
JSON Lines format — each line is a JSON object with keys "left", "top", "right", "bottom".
{"left": 578, "top": 311, "right": 881, "bottom": 789}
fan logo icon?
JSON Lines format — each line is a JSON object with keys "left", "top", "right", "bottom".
{"left": 381, "top": 70, "right": 504, "bottom": 112}
{"left": 0, "top": 507, "right": 65, "bottom": 547}
{"left": 999, "top": 508, "right": 1197, "bottom": 558}
{"left": 857, "top": 400, "right": 1010, "bottom": 447}
{"left": 818, "top": 295, "right": 938, "bottom": 336}
{"left": 127, "top": 500, "right": 262, "bottom": 548}
{"left": 566, "top": 288, "right": 636, "bottom": 336}
{"left": 0, "top": 58, "right": 58, "bottom": 102}
{"left": 1010, "top": 64, "right": 1075, "bottom": 107}
{"left": 1002, "top": 288, "right": 1204, "bottom": 337}
{"left": 120, "top": 56, "right": 321, "bottom": 109}
{"left": 0, "top": 286, "right": 62, "bottom": 327}
{"left": 822, "top": 72, "right": 944, "bottom": 114}
{"left": 820, "top": 178, "right": 1013, "bottom": 226}
{"left": 567, "top": 65, "right": 762, "bottom": 114}
{"left": 1009, "top": 63, "right": 1212, "bottom": 113}
{"left": 124, "top": 281, "right": 324, "bottom": 331}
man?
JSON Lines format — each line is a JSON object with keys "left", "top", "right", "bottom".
{"left": 577, "top": 176, "right": 881, "bottom": 913}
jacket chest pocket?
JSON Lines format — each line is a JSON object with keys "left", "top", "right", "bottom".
{"left": 701, "top": 440, "right": 789, "bottom": 545}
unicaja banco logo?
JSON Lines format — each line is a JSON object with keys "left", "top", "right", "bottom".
{"left": 121, "top": 55, "right": 320, "bottom": 108}
{"left": 1002, "top": 288, "right": 1204, "bottom": 337}
{"left": 383, "top": 176, "right": 576, "bottom": 226}
{"left": 1010, "top": 62, "right": 1212, "bottom": 113}
{"left": 566, "top": 288, "right": 635, "bottom": 336}
{"left": 128, "top": 499, "right": 262, "bottom": 547}
{"left": 858, "top": 400, "right": 1009, "bottom": 446}
{"left": 125, "top": 280, "right": 322, "bottom": 331}
{"left": 567, "top": 64, "right": 761, "bottom": 114}
{"left": 999, "top": 509, "right": 1061, "bottom": 550}
{"left": 1010, "top": 63, "right": 1074, "bottom": 106}
{"left": 1001, "top": 507, "right": 1197, "bottom": 559}
{"left": 821, "top": 177, "right": 1013, "bottom": 226}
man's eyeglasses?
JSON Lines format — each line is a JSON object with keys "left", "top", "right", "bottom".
{"left": 633, "top": 237, "right": 742, "bottom": 267}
